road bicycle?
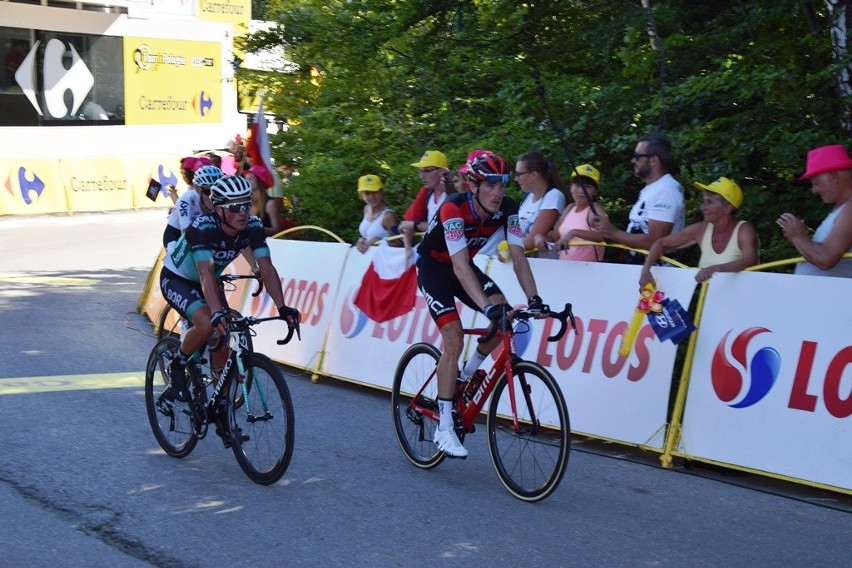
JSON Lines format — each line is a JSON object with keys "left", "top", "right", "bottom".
{"left": 156, "top": 273, "right": 262, "bottom": 341}
{"left": 145, "top": 303, "right": 299, "bottom": 485}
{"left": 391, "top": 304, "right": 576, "bottom": 502}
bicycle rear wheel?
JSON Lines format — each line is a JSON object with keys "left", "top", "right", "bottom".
{"left": 227, "top": 353, "right": 294, "bottom": 485}
{"left": 391, "top": 343, "right": 445, "bottom": 469}
{"left": 487, "top": 361, "right": 570, "bottom": 502}
{"left": 145, "top": 337, "right": 198, "bottom": 458}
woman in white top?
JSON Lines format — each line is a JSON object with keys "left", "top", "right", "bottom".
{"left": 514, "top": 151, "right": 567, "bottom": 251}
{"left": 355, "top": 174, "right": 399, "bottom": 253}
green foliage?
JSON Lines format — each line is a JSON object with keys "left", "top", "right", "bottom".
{"left": 244, "top": 0, "right": 849, "bottom": 259}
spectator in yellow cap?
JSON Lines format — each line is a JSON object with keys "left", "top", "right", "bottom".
{"left": 400, "top": 150, "right": 450, "bottom": 257}
{"left": 356, "top": 174, "right": 399, "bottom": 254}
{"left": 535, "top": 163, "right": 609, "bottom": 262}
{"left": 639, "top": 176, "right": 759, "bottom": 287}
{"left": 777, "top": 144, "right": 852, "bottom": 277}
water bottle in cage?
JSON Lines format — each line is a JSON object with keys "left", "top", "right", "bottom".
{"left": 464, "top": 370, "right": 487, "bottom": 401}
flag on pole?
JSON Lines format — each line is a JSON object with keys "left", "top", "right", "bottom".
{"left": 354, "top": 241, "right": 417, "bottom": 322}
{"left": 246, "top": 98, "right": 282, "bottom": 197}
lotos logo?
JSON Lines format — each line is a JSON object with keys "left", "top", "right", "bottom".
{"left": 5, "top": 167, "right": 45, "bottom": 205}
{"left": 194, "top": 91, "right": 213, "bottom": 117}
{"left": 711, "top": 327, "right": 781, "bottom": 408}
{"left": 339, "top": 289, "right": 370, "bottom": 338}
{"left": 15, "top": 39, "right": 94, "bottom": 118}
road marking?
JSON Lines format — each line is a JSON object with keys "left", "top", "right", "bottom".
{"left": 0, "top": 372, "right": 146, "bottom": 395}
{"left": 0, "top": 274, "right": 99, "bottom": 286}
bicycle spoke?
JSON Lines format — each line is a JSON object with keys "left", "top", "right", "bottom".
{"left": 487, "top": 362, "right": 570, "bottom": 502}
{"left": 145, "top": 337, "right": 198, "bottom": 458}
{"left": 228, "top": 353, "right": 294, "bottom": 485}
{"left": 391, "top": 343, "right": 445, "bottom": 469}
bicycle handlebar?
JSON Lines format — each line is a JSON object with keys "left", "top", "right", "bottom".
{"left": 477, "top": 303, "right": 577, "bottom": 345}
{"left": 226, "top": 314, "right": 301, "bottom": 345}
{"left": 218, "top": 273, "right": 264, "bottom": 297}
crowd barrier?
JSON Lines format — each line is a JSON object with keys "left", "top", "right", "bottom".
{"left": 140, "top": 237, "right": 852, "bottom": 495}
{"left": 0, "top": 153, "right": 192, "bottom": 215}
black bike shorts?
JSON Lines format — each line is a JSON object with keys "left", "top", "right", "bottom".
{"left": 416, "top": 257, "right": 503, "bottom": 329}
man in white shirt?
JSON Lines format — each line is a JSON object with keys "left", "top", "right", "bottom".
{"left": 591, "top": 133, "right": 685, "bottom": 262}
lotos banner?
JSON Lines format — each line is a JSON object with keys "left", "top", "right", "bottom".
{"left": 679, "top": 271, "right": 852, "bottom": 491}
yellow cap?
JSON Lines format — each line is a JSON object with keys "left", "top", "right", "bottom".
{"left": 693, "top": 176, "right": 743, "bottom": 208}
{"left": 410, "top": 150, "right": 448, "bottom": 169}
{"left": 357, "top": 174, "right": 383, "bottom": 192}
{"left": 570, "top": 164, "right": 601, "bottom": 185}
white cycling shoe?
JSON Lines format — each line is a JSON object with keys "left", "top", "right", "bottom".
{"left": 434, "top": 427, "right": 468, "bottom": 458}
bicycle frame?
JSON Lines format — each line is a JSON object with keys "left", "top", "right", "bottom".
{"left": 410, "top": 318, "right": 548, "bottom": 435}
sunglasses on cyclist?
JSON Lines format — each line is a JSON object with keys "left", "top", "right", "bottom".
{"left": 222, "top": 201, "right": 251, "bottom": 213}
{"left": 482, "top": 173, "right": 510, "bottom": 184}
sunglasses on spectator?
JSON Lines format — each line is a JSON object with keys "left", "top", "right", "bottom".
{"left": 632, "top": 153, "right": 656, "bottom": 160}
{"left": 223, "top": 201, "right": 251, "bottom": 213}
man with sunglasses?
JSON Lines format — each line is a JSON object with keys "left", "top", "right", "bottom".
{"left": 416, "top": 152, "right": 546, "bottom": 458}
{"left": 591, "top": 133, "right": 685, "bottom": 263}
{"left": 400, "top": 150, "right": 450, "bottom": 258}
{"left": 159, "top": 175, "right": 299, "bottom": 403}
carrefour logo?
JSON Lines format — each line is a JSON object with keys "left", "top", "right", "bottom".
{"left": 4, "top": 167, "right": 45, "bottom": 205}
{"left": 711, "top": 327, "right": 781, "bottom": 408}
{"left": 15, "top": 40, "right": 94, "bottom": 118}
{"left": 193, "top": 91, "right": 214, "bottom": 117}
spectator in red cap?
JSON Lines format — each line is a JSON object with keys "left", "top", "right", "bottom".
{"left": 247, "top": 164, "right": 286, "bottom": 237}
{"left": 777, "top": 144, "right": 852, "bottom": 278}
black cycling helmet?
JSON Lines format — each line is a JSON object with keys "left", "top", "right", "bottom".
{"left": 211, "top": 175, "right": 252, "bottom": 204}
{"left": 467, "top": 152, "right": 510, "bottom": 184}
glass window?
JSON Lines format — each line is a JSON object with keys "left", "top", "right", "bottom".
{"left": 0, "top": 26, "right": 125, "bottom": 126}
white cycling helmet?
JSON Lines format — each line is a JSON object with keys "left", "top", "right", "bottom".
{"left": 211, "top": 175, "right": 252, "bottom": 204}
{"left": 193, "top": 165, "right": 224, "bottom": 189}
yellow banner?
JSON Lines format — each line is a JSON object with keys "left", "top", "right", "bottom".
{"left": 124, "top": 38, "right": 222, "bottom": 125}
{"left": 0, "top": 158, "right": 68, "bottom": 215}
{"left": 196, "top": 0, "right": 251, "bottom": 30}
{"left": 127, "top": 154, "right": 187, "bottom": 209}
{"left": 59, "top": 157, "right": 135, "bottom": 212}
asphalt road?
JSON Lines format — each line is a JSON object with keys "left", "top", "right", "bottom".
{"left": 0, "top": 210, "right": 850, "bottom": 567}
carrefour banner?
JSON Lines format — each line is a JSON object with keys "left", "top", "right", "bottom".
{"left": 59, "top": 157, "right": 134, "bottom": 212}
{"left": 124, "top": 38, "right": 222, "bottom": 125}
{"left": 0, "top": 158, "right": 67, "bottom": 215}
{"left": 197, "top": 0, "right": 251, "bottom": 31}
{"left": 679, "top": 271, "right": 852, "bottom": 491}
{"left": 127, "top": 154, "right": 185, "bottom": 209}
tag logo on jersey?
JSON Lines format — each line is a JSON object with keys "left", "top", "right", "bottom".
{"left": 507, "top": 215, "right": 523, "bottom": 239}
{"left": 444, "top": 218, "right": 464, "bottom": 241}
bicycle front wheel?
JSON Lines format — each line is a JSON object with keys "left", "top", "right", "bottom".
{"left": 227, "top": 353, "right": 294, "bottom": 485}
{"left": 391, "top": 343, "right": 445, "bottom": 469}
{"left": 487, "top": 361, "right": 570, "bottom": 502}
{"left": 145, "top": 337, "right": 198, "bottom": 457}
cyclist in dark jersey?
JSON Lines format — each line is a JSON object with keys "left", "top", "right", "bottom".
{"left": 159, "top": 175, "right": 299, "bottom": 403}
{"left": 416, "top": 152, "right": 547, "bottom": 458}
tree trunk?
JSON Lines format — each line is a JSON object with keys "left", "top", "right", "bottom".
{"left": 826, "top": 0, "right": 852, "bottom": 132}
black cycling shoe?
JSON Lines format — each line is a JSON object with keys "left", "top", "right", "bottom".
{"left": 165, "top": 360, "right": 192, "bottom": 403}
